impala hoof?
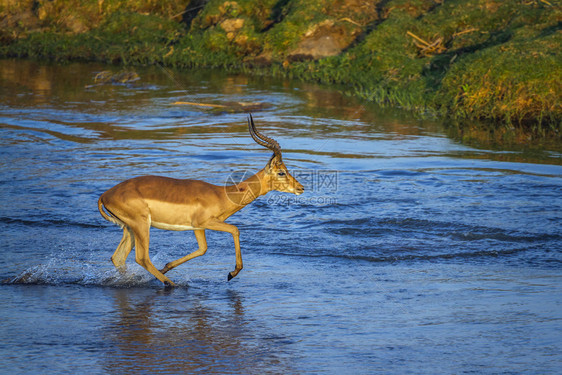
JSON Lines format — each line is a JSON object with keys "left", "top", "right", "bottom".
{"left": 227, "top": 272, "right": 234, "bottom": 281}
{"left": 164, "top": 281, "right": 175, "bottom": 288}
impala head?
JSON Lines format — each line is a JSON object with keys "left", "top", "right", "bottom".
{"left": 248, "top": 114, "right": 304, "bottom": 196}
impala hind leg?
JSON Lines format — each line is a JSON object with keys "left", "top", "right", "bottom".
{"left": 131, "top": 223, "right": 176, "bottom": 287}
{"left": 160, "top": 230, "right": 207, "bottom": 274}
{"left": 111, "top": 227, "right": 134, "bottom": 270}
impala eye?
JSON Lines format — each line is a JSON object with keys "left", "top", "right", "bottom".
{"left": 278, "top": 171, "right": 286, "bottom": 177}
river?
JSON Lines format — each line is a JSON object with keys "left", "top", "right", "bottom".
{"left": 0, "top": 59, "right": 560, "bottom": 374}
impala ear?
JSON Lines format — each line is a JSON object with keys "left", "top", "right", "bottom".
{"left": 266, "top": 153, "right": 282, "bottom": 172}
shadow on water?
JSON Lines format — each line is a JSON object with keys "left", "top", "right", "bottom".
{"left": 102, "top": 287, "right": 295, "bottom": 374}
{"left": 0, "top": 58, "right": 454, "bottom": 138}
{"left": 1, "top": 59, "right": 559, "bottom": 164}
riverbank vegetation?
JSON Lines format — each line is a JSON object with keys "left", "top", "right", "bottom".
{"left": 1, "top": 0, "right": 560, "bottom": 140}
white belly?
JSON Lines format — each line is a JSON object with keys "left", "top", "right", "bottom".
{"left": 151, "top": 221, "right": 200, "bottom": 231}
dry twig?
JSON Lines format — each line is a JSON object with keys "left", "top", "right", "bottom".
{"left": 406, "top": 31, "right": 446, "bottom": 56}
{"left": 173, "top": 101, "right": 227, "bottom": 108}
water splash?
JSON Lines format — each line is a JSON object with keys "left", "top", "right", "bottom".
{"left": 5, "top": 255, "right": 192, "bottom": 288}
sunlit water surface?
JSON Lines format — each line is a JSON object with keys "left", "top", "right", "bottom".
{"left": 1, "top": 59, "right": 561, "bottom": 374}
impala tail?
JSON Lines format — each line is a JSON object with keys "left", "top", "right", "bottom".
{"left": 98, "top": 196, "right": 125, "bottom": 229}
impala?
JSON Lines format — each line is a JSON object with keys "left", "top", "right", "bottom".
{"left": 98, "top": 114, "right": 304, "bottom": 286}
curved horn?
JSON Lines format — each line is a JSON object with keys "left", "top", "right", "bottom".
{"left": 248, "top": 114, "right": 282, "bottom": 161}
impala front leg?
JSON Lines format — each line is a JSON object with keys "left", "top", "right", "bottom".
{"left": 205, "top": 219, "right": 242, "bottom": 281}
{"left": 160, "top": 230, "right": 207, "bottom": 274}
{"left": 229, "top": 229, "right": 243, "bottom": 281}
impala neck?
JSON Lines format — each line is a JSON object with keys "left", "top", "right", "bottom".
{"left": 223, "top": 169, "right": 270, "bottom": 209}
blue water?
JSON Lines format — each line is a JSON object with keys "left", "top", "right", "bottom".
{"left": 0, "top": 59, "right": 561, "bottom": 374}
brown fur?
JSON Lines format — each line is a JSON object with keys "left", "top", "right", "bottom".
{"left": 99, "top": 154, "right": 304, "bottom": 286}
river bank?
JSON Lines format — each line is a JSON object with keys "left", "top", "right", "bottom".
{"left": 1, "top": 0, "right": 560, "bottom": 141}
